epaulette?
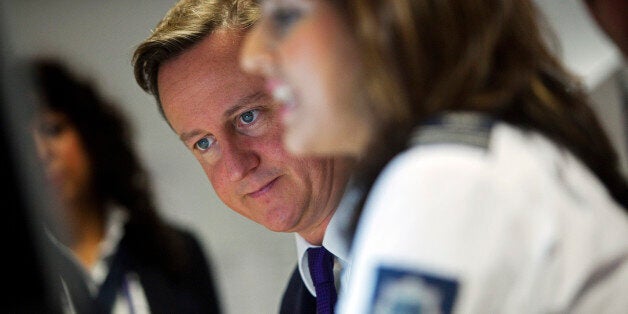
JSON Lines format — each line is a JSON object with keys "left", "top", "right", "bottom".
{"left": 409, "top": 112, "right": 495, "bottom": 150}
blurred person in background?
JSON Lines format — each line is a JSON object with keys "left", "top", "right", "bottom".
{"left": 31, "top": 58, "right": 222, "bottom": 314}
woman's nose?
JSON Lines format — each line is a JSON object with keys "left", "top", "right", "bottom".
{"left": 240, "top": 22, "right": 275, "bottom": 78}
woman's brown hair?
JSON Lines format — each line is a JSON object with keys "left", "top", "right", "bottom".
{"left": 338, "top": 0, "right": 627, "bottom": 234}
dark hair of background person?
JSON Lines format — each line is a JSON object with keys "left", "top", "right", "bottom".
{"left": 338, "top": 0, "right": 627, "bottom": 234}
{"left": 33, "top": 58, "right": 195, "bottom": 279}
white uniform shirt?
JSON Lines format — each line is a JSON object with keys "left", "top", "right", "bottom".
{"left": 337, "top": 122, "right": 628, "bottom": 314}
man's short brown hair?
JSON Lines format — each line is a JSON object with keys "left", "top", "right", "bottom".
{"left": 132, "top": 0, "right": 259, "bottom": 116}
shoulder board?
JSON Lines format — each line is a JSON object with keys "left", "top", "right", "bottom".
{"left": 409, "top": 112, "right": 495, "bottom": 150}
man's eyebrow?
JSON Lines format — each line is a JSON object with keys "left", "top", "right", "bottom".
{"left": 223, "top": 91, "right": 267, "bottom": 119}
{"left": 180, "top": 129, "right": 205, "bottom": 144}
{"left": 179, "top": 91, "right": 267, "bottom": 143}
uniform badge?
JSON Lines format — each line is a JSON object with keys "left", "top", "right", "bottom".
{"left": 370, "top": 266, "right": 459, "bottom": 314}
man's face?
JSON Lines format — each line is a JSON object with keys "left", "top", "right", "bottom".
{"left": 157, "top": 28, "right": 351, "bottom": 240}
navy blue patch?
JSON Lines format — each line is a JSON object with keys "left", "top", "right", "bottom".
{"left": 370, "top": 266, "right": 459, "bottom": 314}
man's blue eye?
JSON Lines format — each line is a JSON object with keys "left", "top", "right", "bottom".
{"left": 195, "top": 136, "right": 215, "bottom": 151}
{"left": 239, "top": 110, "right": 259, "bottom": 125}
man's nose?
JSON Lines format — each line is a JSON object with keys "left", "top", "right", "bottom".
{"left": 223, "top": 141, "right": 260, "bottom": 182}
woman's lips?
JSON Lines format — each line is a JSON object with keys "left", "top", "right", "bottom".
{"left": 269, "top": 85, "right": 297, "bottom": 126}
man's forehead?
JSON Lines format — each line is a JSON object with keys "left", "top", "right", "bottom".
{"left": 157, "top": 30, "right": 250, "bottom": 108}
{"left": 160, "top": 28, "right": 245, "bottom": 80}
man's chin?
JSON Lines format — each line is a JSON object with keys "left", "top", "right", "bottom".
{"left": 258, "top": 214, "right": 299, "bottom": 233}
{"left": 237, "top": 202, "right": 301, "bottom": 232}
{"left": 262, "top": 220, "right": 296, "bottom": 233}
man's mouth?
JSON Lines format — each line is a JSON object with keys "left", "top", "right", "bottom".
{"left": 247, "top": 176, "right": 280, "bottom": 199}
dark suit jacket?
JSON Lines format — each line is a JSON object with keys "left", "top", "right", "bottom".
{"left": 50, "top": 225, "right": 221, "bottom": 314}
{"left": 133, "top": 228, "right": 221, "bottom": 314}
{"left": 279, "top": 264, "right": 316, "bottom": 314}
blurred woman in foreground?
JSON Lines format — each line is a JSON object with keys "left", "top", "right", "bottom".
{"left": 241, "top": 0, "right": 628, "bottom": 312}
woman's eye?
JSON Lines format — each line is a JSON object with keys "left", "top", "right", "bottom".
{"left": 238, "top": 109, "right": 259, "bottom": 125}
{"left": 194, "top": 135, "right": 215, "bottom": 152}
{"left": 270, "top": 7, "right": 301, "bottom": 32}
{"left": 40, "top": 121, "right": 66, "bottom": 137}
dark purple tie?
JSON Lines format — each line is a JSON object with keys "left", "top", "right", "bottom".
{"left": 307, "top": 246, "right": 337, "bottom": 314}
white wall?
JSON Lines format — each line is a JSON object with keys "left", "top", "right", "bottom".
{"left": 535, "top": 0, "right": 628, "bottom": 176}
{"left": 1, "top": 1, "right": 625, "bottom": 314}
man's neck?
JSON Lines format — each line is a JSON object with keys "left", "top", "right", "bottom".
{"left": 299, "top": 212, "right": 334, "bottom": 246}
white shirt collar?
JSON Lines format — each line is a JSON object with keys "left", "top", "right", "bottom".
{"left": 46, "top": 204, "right": 128, "bottom": 294}
{"left": 91, "top": 205, "right": 128, "bottom": 285}
{"left": 295, "top": 185, "right": 362, "bottom": 296}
